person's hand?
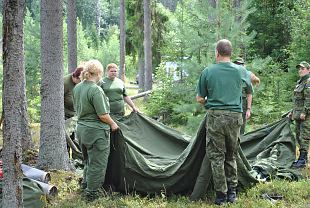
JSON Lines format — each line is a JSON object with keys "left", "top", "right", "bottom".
{"left": 300, "top": 113, "right": 306, "bottom": 120}
{"left": 287, "top": 112, "right": 293, "bottom": 120}
{"left": 110, "top": 123, "right": 119, "bottom": 132}
{"left": 132, "top": 107, "right": 140, "bottom": 113}
{"left": 252, "top": 76, "right": 260, "bottom": 86}
{"left": 246, "top": 109, "right": 251, "bottom": 120}
{"left": 196, "top": 96, "right": 205, "bottom": 106}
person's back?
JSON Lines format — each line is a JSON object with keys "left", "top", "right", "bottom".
{"left": 194, "top": 39, "right": 251, "bottom": 205}
{"left": 73, "top": 80, "right": 110, "bottom": 130}
{"left": 200, "top": 62, "right": 243, "bottom": 112}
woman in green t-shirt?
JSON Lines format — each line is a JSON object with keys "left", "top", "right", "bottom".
{"left": 73, "top": 60, "right": 118, "bottom": 202}
{"left": 100, "top": 63, "right": 139, "bottom": 119}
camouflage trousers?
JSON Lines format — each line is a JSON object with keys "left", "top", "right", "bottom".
{"left": 240, "top": 111, "right": 247, "bottom": 135}
{"left": 295, "top": 117, "right": 310, "bottom": 151}
{"left": 206, "top": 110, "right": 242, "bottom": 193}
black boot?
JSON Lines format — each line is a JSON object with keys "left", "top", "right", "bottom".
{"left": 292, "top": 151, "right": 308, "bottom": 169}
{"left": 227, "top": 187, "right": 237, "bottom": 203}
{"left": 215, "top": 192, "right": 227, "bottom": 205}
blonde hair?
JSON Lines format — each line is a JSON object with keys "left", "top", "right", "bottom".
{"left": 80, "top": 60, "right": 103, "bottom": 81}
{"left": 106, "top": 63, "right": 118, "bottom": 72}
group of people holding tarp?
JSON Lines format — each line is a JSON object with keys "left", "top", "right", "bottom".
{"left": 195, "top": 39, "right": 309, "bottom": 205}
{"left": 63, "top": 39, "right": 309, "bottom": 204}
{"left": 64, "top": 60, "right": 138, "bottom": 202}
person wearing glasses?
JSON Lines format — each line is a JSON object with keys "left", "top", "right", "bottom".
{"left": 288, "top": 61, "right": 310, "bottom": 169}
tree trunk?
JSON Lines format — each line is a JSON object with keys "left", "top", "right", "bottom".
{"left": 138, "top": 48, "right": 145, "bottom": 92}
{"left": 143, "top": 0, "right": 152, "bottom": 92}
{"left": 21, "top": 99, "right": 33, "bottom": 151}
{"left": 67, "top": 0, "right": 77, "bottom": 73}
{"left": 2, "top": 0, "right": 25, "bottom": 207}
{"left": 38, "top": 0, "right": 70, "bottom": 171}
{"left": 119, "top": 0, "right": 126, "bottom": 81}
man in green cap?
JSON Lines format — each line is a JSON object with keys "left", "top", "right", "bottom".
{"left": 288, "top": 61, "right": 310, "bottom": 168}
{"left": 233, "top": 57, "right": 254, "bottom": 134}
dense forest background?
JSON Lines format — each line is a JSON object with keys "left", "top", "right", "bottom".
{"left": 1, "top": 0, "right": 310, "bottom": 134}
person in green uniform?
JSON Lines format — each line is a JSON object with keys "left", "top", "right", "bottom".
{"left": 64, "top": 65, "right": 84, "bottom": 158}
{"left": 288, "top": 61, "right": 310, "bottom": 169}
{"left": 73, "top": 59, "right": 119, "bottom": 202}
{"left": 195, "top": 39, "right": 253, "bottom": 205}
{"left": 233, "top": 58, "right": 254, "bottom": 134}
{"left": 99, "top": 63, "right": 138, "bottom": 120}
{"left": 64, "top": 66, "right": 84, "bottom": 119}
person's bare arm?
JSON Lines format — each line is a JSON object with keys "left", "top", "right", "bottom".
{"left": 99, "top": 114, "right": 119, "bottom": 131}
{"left": 250, "top": 73, "right": 260, "bottom": 86}
{"left": 246, "top": 94, "right": 252, "bottom": 120}
{"left": 124, "top": 96, "right": 139, "bottom": 112}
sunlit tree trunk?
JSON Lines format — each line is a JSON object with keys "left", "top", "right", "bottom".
{"left": 67, "top": 0, "right": 77, "bottom": 73}
{"left": 2, "top": 0, "right": 25, "bottom": 206}
{"left": 144, "top": 0, "right": 152, "bottom": 92}
{"left": 38, "top": 0, "right": 70, "bottom": 170}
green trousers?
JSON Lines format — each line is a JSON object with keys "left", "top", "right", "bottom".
{"left": 206, "top": 110, "right": 242, "bottom": 193}
{"left": 76, "top": 126, "right": 110, "bottom": 192}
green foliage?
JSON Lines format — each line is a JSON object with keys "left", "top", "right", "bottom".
{"left": 163, "top": 0, "right": 255, "bottom": 66}
{"left": 24, "top": 9, "right": 41, "bottom": 122}
{"left": 146, "top": 64, "right": 197, "bottom": 127}
{"left": 247, "top": 0, "right": 294, "bottom": 65}
{"left": 247, "top": 58, "right": 296, "bottom": 126}
{"left": 288, "top": 1, "right": 310, "bottom": 68}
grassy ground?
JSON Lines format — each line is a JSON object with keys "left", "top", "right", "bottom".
{"left": 47, "top": 168, "right": 310, "bottom": 208}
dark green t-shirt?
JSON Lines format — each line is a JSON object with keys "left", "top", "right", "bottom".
{"left": 73, "top": 80, "right": 110, "bottom": 130}
{"left": 64, "top": 74, "right": 75, "bottom": 118}
{"left": 100, "top": 77, "right": 128, "bottom": 115}
{"left": 196, "top": 62, "right": 251, "bottom": 112}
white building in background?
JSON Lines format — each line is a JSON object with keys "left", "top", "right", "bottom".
{"left": 165, "top": 61, "right": 188, "bottom": 81}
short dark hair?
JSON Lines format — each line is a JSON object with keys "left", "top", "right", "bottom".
{"left": 216, "top": 39, "right": 232, "bottom": 57}
{"left": 72, "top": 66, "right": 83, "bottom": 78}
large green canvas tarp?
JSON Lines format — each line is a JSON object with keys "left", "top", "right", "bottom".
{"left": 102, "top": 113, "right": 299, "bottom": 197}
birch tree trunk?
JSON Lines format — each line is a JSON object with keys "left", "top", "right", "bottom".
{"left": 2, "top": 0, "right": 25, "bottom": 206}
{"left": 38, "top": 0, "right": 70, "bottom": 170}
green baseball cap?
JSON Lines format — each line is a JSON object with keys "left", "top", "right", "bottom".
{"left": 233, "top": 57, "right": 245, "bottom": 65}
{"left": 296, "top": 61, "right": 310, "bottom": 69}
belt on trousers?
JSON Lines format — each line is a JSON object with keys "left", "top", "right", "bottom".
{"left": 206, "top": 109, "right": 241, "bottom": 114}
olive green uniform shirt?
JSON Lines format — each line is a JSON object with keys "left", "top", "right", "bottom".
{"left": 73, "top": 80, "right": 110, "bottom": 145}
{"left": 100, "top": 77, "right": 128, "bottom": 115}
{"left": 196, "top": 62, "right": 251, "bottom": 112}
{"left": 64, "top": 74, "right": 75, "bottom": 118}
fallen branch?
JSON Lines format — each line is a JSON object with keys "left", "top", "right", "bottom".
{"left": 129, "top": 90, "right": 152, "bottom": 100}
